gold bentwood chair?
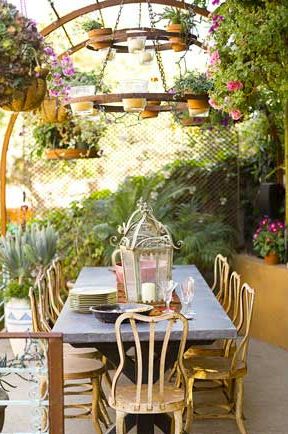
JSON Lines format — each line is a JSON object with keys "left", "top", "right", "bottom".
{"left": 36, "top": 271, "right": 112, "bottom": 385}
{"left": 184, "top": 283, "right": 255, "bottom": 434}
{"left": 212, "top": 254, "right": 230, "bottom": 306}
{"left": 109, "top": 312, "right": 188, "bottom": 434}
{"left": 29, "top": 286, "right": 111, "bottom": 433}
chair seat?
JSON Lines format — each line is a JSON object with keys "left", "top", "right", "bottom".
{"left": 64, "top": 356, "right": 105, "bottom": 380}
{"left": 184, "top": 355, "right": 247, "bottom": 380}
{"left": 184, "top": 341, "right": 236, "bottom": 358}
{"left": 64, "top": 344, "right": 101, "bottom": 359}
{"left": 109, "top": 384, "right": 185, "bottom": 414}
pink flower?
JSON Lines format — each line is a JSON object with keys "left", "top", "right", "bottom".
{"left": 209, "top": 15, "right": 224, "bottom": 33}
{"left": 209, "top": 50, "right": 221, "bottom": 66}
{"left": 229, "top": 110, "right": 242, "bottom": 120}
{"left": 212, "top": 0, "right": 220, "bottom": 4}
{"left": 209, "top": 98, "right": 221, "bottom": 110}
{"left": 226, "top": 81, "right": 244, "bottom": 91}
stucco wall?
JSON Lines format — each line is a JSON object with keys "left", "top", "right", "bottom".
{"left": 233, "top": 254, "right": 288, "bottom": 350}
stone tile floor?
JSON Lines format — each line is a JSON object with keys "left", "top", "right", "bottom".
{"left": 1, "top": 338, "right": 288, "bottom": 433}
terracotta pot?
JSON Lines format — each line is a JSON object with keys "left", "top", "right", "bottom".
{"left": 140, "top": 101, "right": 159, "bottom": 119}
{"left": 45, "top": 148, "right": 103, "bottom": 160}
{"left": 166, "top": 24, "right": 186, "bottom": 52}
{"left": 0, "top": 77, "right": 47, "bottom": 112}
{"left": 122, "top": 98, "right": 146, "bottom": 112}
{"left": 88, "top": 28, "right": 112, "bottom": 49}
{"left": 39, "top": 98, "right": 69, "bottom": 123}
{"left": 264, "top": 252, "right": 279, "bottom": 265}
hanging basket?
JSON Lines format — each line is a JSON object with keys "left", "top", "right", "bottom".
{"left": 88, "top": 28, "right": 112, "bottom": 49}
{"left": 45, "top": 148, "right": 103, "bottom": 160}
{"left": 0, "top": 77, "right": 47, "bottom": 112}
{"left": 167, "top": 24, "right": 187, "bottom": 52}
{"left": 38, "top": 98, "right": 70, "bottom": 123}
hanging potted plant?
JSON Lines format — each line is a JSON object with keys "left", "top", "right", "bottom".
{"left": 33, "top": 117, "right": 106, "bottom": 160}
{"left": 82, "top": 19, "right": 112, "bottom": 50}
{"left": 37, "top": 47, "right": 75, "bottom": 124}
{"left": 253, "top": 217, "right": 285, "bottom": 265}
{"left": 0, "top": 2, "right": 48, "bottom": 112}
{"left": 173, "top": 71, "right": 213, "bottom": 116}
{"left": 161, "top": 7, "right": 194, "bottom": 52}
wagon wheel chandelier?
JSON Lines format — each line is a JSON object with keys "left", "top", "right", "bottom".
{"left": 61, "top": 0, "right": 207, "bottom": 117}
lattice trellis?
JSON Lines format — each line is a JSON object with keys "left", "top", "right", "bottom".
{"left": 5, "top": 113, "right": 239, "bottom": 229}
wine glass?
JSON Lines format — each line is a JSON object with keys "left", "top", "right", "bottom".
{"left": 159, "top": 280, "right": 178, "bottom": 313}
{"left": 179, "top": 277, "right": 196, "bottom": 319}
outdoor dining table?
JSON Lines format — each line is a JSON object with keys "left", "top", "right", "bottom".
{"left": 53, "top": 265, "right": 237, "bottom": 434}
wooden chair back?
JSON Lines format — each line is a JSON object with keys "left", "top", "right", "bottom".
{"left": 111, "top": 312, "right": 188, "bottom": 412}
{"left": 29, "top": 285, "right": 51, "bottom": 333}
{"left": 225, "top": 271, "right": 241, "bottom": 321}
{"left": 231, "top": 283, "right": 255, "bottom": 370}
{"left": 35, "top": 274, "right": 53, "bottom": 332}
{"left": 211, "top": 254, "right": 229, "bottom": 305}
{"left": 46, "top": 260, "right": 64, "bottom": 319}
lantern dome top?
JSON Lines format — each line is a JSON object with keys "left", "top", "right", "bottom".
{"left": 118, "top": 198, "right": 181, "bottom": 250}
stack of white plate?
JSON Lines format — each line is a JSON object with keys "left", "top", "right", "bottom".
{"left": 69, "top": 287, "right": 117, "bottom": 313}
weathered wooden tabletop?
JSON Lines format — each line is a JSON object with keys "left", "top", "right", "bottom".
{"left": 53, "top": 265, "right": 236, "bottom": 343}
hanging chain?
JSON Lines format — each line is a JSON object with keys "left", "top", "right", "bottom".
{"left": 98, "top": 0, "right": 125, "bottom": 89}
{"left": 146, "top": 0, "right": 168, "bottom": 92}
{"left": 95, "top": 0, "right": 105, "bottom": 27}
{"left": 138, "top": 3, "right": 142, "bottom": 28}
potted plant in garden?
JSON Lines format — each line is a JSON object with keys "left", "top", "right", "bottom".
{"left": 82, "top": 19, "right": 112, "bottom": 50}
{"left": 173, "top": 71, "right": 213, "bottom": 116}
{"left": 253, "top": 217, "right": 285, "bottom": 265}
{"left": 33, "top": 117, "right": 106, "bottom": 159}
{"left": 160, "top": 7, "right": 195, "bottom": 52}
{"left": 0, "top": 1, "right": 48, "bottom": 112}
{"left": 0, "top": 224, "right": 58, "bottom": 355}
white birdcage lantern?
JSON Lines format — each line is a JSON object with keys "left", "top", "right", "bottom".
{"left": 117, "top": 199, "right": 181, "bottom": 303}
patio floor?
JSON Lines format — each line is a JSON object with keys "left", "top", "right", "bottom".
{"left": 1, "top": 338, "right": 287, "bottom": 433}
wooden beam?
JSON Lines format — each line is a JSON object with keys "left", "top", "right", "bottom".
{"left": 68, "top": 92, "right": 208, "bottom": 104}
{"left": 42, "top": 0, "right": 209, "bottom": 37}
{"left": 0, "top": 113, "right": 18, "bottom": 236}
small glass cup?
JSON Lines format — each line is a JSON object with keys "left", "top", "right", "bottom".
{"left": 179, "top": 277, "right": 195, "bottom": 319}
{"left": 159, "top": 280, "right": 178, "bottom": 313}
{"left": 70, "top": 85, "right": 95, "bottom": 116}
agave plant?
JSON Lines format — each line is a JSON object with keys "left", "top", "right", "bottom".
{"left": 24, "top": 224, "right": 58, "bottom": 271}
{"left": 0, "top": 228, "right": 32, "bottom": 284}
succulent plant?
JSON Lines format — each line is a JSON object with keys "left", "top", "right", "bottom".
{"left": 0, "top": 228, "right": 32, "bottom": 284}
{"left": 24, "top": 223, "right": 58, "bottom": 270}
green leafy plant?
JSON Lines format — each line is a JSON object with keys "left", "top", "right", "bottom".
{"left": 32, "top": 117, "right": 107, "bottom": 156}
{"left": 0, "top": 1, "right": 47, "bottom": 106}
{"left": 253, "top": 217, "right": 285, "bottom": 261}
{"left": 4, "top": 280, "right": 32, "bottom": 301}
{"left": 65, "top": 70, "right": 110, "bottom": 93}
{"left": 173, "top": 71, "right": 213, "bottom": 94}
{"left": 160, "top": 6, "right": 202, "bottom": 34}
{"left": 82, "top": 19, "right": 103, "bottom": 32}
